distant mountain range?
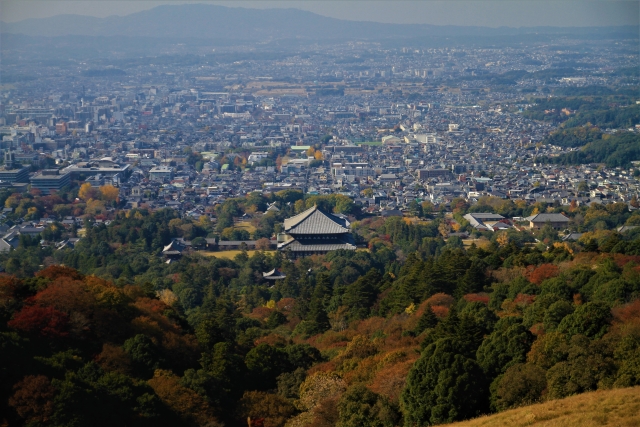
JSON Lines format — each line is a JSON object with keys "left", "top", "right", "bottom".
{"left": 2, "top": 4, "right": 637, "bottom": 41}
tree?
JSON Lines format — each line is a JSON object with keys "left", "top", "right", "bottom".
{"left": 191, "top": 237, "right": 207, "bottom": 250}
{"left": 491, "top": 363, "right": 547, "bottom": 411}
{"left": 123, "top": 334, "right": 163, "bottom": 377}
{"left": 9, "top": 375, "right": 56, "bottom": 424}
{"left": 265, "top": 310, "right": 287, "bottom": 329}
{"left": 78, "top": 183, "right": 99, "bottom": 201}
{"left": 244, "top": 344, "right": 290, "bottom": 390}
{"left": 414, "top": 304, "right": 438, "bottom": 335}
{"left": 235, "top": 391, "right": 296, "bottom": 427}
{"left": 148, "top": 370, "right": 218, "bottom": 426}
{"left": 342, "top": 269, "right": 380, "bottom": 320}
{"left": 557, "top": 302, "right": 612, "bottom": 339}
{"left": 476, "top": 317, "right": 534, "bottom": 378}
{"left": 99, "top": 185, "right": 119, "bottom": 202}
{"left": 337, "top": 384, "right": 400, "bottom": 427}
{"left": 543, "top": 300, "right": 574, "bottom": 332}
{"left": 298, "top": 372, "right": 346, "bottom": 412}
{"left": 401, "top": 338, "right": 488, "bottom": 426}
{"left": 256, "top": 237, "right": 272, "bottom": 251}
{"left": 277, "top": 368, "right": 306, "bottom": 399}
{"left": 285, "top": 344, "right": 322, "bottom": 370}
{"left": 306, "top": 274, "right": 331, "bottom": 333}
{"left": 8, "top": 305, "right": 69, "bottom": 338}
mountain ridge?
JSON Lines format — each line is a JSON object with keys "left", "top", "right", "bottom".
{"left": 2, "top": 4, "right": 638, "bottom": 40}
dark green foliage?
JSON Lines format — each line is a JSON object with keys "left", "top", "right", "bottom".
{"left": 402, "top": 338, "right": 488, "bottom": 426}
{"left": 543, "top": 300, "right": 575, "bottom": 332}
{"left": 265, "top": 310, "right": 287, "bottom": 329}
{"left": 557, "top": 302, "right": 612, "bottom": 339}
{"left": 476, "top": 317, "right": 535, "bottom": 379}
{"left": 285, "top": 344, "right": 323, "bottom": 370}
{"left": 342, "top": 268, "right": 382, "bottom": 320}
{"left": 491, "top": 363, "right": 547, "bottom": 411}
{"left": 545, "top": 335, "right": 617, "bottom": 399}
{"left": 277, "top": 368, "right": 307, "bottom": 399}
{"left": 305, "top": 273, "right": 332, "bottom": 333}
{"left": 414, "top": 304, "right": 438, "bottom": 335}
{"left": 546, "top": 132, "right": 640, "bottom": 168}
{"left": 338, "top": 384, "right": 400, "bottom": 427}
{"left": 123, "top": 334, "right": 163, "bottom": 378}
{"left": 244, "top": 344, "right": 291, "bottom": 390}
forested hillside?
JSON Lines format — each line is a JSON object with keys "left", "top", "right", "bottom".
{"left": 528, "top": 91, "right": 640, "bottom": 168}
{"left": 2, "top": 192, "right": 640, "bottom": 426}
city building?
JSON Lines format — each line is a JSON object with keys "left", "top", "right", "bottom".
{"left": 0, "top": 151, "right": 29, "bottom": 183}
{"left": 30, "top": 169, "right": 71, "bottom": 194}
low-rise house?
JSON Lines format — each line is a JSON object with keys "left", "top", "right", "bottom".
{"left": 525, "top": 213, "right": 570, "bottom": 230}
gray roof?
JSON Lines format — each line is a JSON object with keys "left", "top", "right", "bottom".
{"left": 525, "top": 213, "right": 570, "bottom": 223}
{"left": 464, "top": 213, "right": 505, "bottom": 220}
{"left": 217, "top": 240, "right": 256, "bottom": 246}
{"left": 278, "top": 233, "right": 356, "bottom": 252}
{"left": 279, "top": 241, "right": 356, "bottom": 252}
{"left": 284, "top": 205, "right": 350, "bottom": 235}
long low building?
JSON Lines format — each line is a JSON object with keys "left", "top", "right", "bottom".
{"left": 30, "top": 169, "right": 71, "bottom": 194}
{"left": 62, "top": 161, "right": 131, "bottom": 180}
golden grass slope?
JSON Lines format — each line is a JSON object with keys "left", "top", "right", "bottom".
{"left": 443, "top": 387, "right": 640, "bottom": 427}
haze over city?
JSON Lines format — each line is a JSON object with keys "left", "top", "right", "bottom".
{"left": 2, "top": 0, "right": 639, "bottom": 27}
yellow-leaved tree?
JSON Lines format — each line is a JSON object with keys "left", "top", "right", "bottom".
{"left": 99, "top": 185, "right": 119, "bottom": 202}
{"left": 78, "top": 183, "right": 98, "bottom": 201}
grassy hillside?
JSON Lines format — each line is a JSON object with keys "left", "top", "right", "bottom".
{"left": 444, "top": 387, "right": 640, "bottom": 427}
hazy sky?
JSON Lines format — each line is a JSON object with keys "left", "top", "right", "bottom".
{"left": 1, "top": 0, "right": 638, "bottom": 27}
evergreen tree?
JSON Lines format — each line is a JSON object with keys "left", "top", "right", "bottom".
{"left": 401, "top": 338, "right": 488, "bottom": 426}
{"left": 476, "top": 317, "right": 535, "bottom": 380}
{"left": 414, "top": 304, "right": 438, "bottom": 335}
{"left": 306, "top": 273, "right": 331, "bottom": 332}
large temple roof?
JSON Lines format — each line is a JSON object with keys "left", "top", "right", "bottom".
{"left": 283, "top": 205, "right": 350, "bottom": 235}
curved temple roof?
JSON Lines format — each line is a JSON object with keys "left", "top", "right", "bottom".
{"left": 284, "top": 205, "right": 350, "bottom": 235}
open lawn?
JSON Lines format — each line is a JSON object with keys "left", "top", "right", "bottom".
{"left": 442, "top": 387, "right": 640, "bottom": 427}
{"left": 197, "top": 250, "right": 274, "bottom": 259}
{"left": 234, "top": 221, "right": 257, "bottom": 234}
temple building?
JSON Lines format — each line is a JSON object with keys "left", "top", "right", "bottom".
{"left": 277, "top": 205, "right": 356, "bottom": 257}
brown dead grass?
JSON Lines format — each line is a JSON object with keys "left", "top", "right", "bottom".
{"left": 442, "top": 387, "right": 640, "bottom": 427}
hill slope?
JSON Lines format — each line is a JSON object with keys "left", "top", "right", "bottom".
{"left": 443, "top": 387, "right": 640, "bottom": 427}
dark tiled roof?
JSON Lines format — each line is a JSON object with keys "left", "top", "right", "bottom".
{"left": 525, "top": 213, "right": 570, "bottom": 222}
{"left": 278, "top": 234, "right": 356, "bottom": 252}
{"left": 284, "top": 205, "right": 350, "bottom": 235}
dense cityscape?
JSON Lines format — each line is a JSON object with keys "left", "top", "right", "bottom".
{"left": 1, "top": 3, "right": 640, "bottom": 427}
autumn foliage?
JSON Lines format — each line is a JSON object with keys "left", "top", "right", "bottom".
{"left": 526, "top": 263, "right": 560, "bottom": 285}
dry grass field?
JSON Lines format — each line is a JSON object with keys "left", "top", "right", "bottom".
{"left": 442, "top": 387, "right": 640, "bottom": 427}
{"left": 198, "top": 250, "right": 274, "bottom": 259}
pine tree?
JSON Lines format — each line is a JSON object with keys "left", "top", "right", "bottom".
{"left": 401, "top": 338, "right": 488, "bottom": 426}
{"left": 306, "top": 274, "right": 331, "bottom": 332}
{"left": 414, "top": 304, "right": 438, "bottom": 335}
